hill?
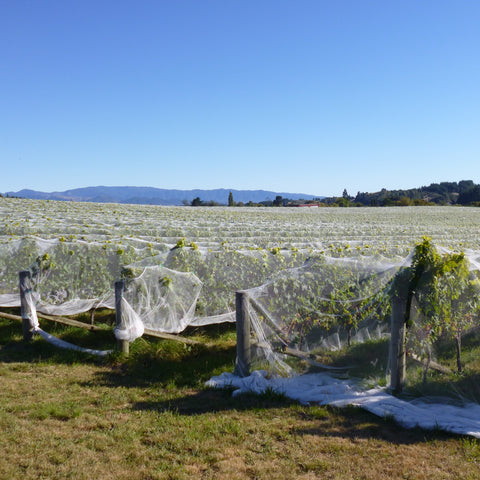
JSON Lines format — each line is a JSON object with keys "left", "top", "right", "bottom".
{"left": 3, "top": 186, "right": 320, "bottom": 206}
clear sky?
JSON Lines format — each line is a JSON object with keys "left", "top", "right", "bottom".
{"left": 1, "top": 0, "right": 479, "bottom": 197}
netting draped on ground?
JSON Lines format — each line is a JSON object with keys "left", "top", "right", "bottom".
{"left": 207, "top": 371, "right": 480, "bottom": 438}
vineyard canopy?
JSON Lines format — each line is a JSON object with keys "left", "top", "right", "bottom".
{"left": 1, "top": 199, "right": 480, "bottom": 395}
{"left": 3, "top": 199, "right": 480, "bottom": 437}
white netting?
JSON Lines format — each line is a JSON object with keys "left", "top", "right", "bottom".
{"left": 3, "top": 199, "right": 480, "bottom": 435}
{"left": 113, "top": 297, "right": 145, "bottom": 342}
{"left": 209, "top": 239, "right": 480, "bottom": 438}
{"left": 207, "top": 371, "right": 480, "bottom": 438}
{"left": 243, "top": 252, "right": 412, "bottom": 377}
{"left": 19, "top": 270, "right": 39, "bottom": 331}
{"left": 0, "top": 236, "right": 309, "bottom": 335}
{"left": 121, "top": 265, "right": 202, "bottom": 335}
{"left": 18, "top": 270, "right": 112, "bottom": 357}
{"left": 239, "top": 240, "right": 480, "bottom": 397}
{"left": 2, "top": 200, "right": 480, "bottom": 352}
{"left": 132, "top": 245, "right": 308, "bottom": 320}
{"left": 0, "top": 236, "right": 128, "bottom": 312}
{"left": 35, "top": 328, "right": 113, "bottom": 357}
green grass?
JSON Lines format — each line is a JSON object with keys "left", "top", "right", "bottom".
{"left": 313, "top": 337, "right": 391, "bottom": 382}
{"left": 402, "top": 328, "right": 480, "bottom": 403}
{"left": 309, "top": 331, "right": 480, "bottom": 404}
{"left": 1, "top": 311, "right": 480, "bottom": 479}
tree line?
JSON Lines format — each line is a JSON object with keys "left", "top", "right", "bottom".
{"left": 345, "top": 180, "right": 480, "bottom": 207}
{"left": 186, "top": 181, "right": 480, "bottom": 207}
{"left": 301, "top": 180, "right": 480, "bottom": 207}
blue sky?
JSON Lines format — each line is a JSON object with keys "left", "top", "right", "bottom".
{"left": 1, "top": 0, "right": 479, "bottom": 197}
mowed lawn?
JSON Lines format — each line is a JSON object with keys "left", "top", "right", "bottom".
{"left": 1, "top": 314, "right": 479, "bottom": 480}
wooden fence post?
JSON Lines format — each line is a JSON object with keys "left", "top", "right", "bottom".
{"left": 115, "top": 279, "right": 129, "bottom": 356}
{"left": 390, "top": 294, "right": 407, "bottom": 394}
{"left": 19, "top": 270, "right": 36, "bottom": 341}
{"left": 234, "top": 290, "right": 251, "bottom": 377}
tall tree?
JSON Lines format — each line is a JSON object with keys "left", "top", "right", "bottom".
{"left": 273, "top": 195, "right": 283, "bottom": 207}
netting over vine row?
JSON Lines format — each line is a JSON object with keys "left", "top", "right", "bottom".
{"left": 2, "top": 235, "right": 480, "bottom": 381}
{"left": 3, "top": 199, "right": 480, "bottom": 435}
{"left": 243, "top": 253, "right": 410, "bottom": 376}
{"left": 0, "top": 236, "right": 311, "bottom": 337}
{"left": 204, "top": 239, "right": 480, "bottom": 438}
{"left": 232, "top": 238, "right": 480, "bottom": 408}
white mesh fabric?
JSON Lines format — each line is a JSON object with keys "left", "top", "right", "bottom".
{"left": 3, "top": 198, "right": 480, "bottom": 348}
{"left": 113, "top": 297, "right": 145, "bottom": 342}
{"left": 122, "top": 265, "right": 202, "bottom": 334}
{"left": 36, "top": 328, "right": 113, "bottom": 356}
{"left": 19, "top": 271, "right": 39, "bottom": 330}
{"left": 244, "top": 253, "right": 410, "bottom": 375}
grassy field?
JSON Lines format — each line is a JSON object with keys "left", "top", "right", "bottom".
{"left": 1, "top": 311, "right": 480, "bottom": 480}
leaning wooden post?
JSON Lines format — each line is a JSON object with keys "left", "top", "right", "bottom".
{"left": 19, "top": 270, "right": 36, "bottom": 341}
{"left": 389, "top": 273, "right": 409, "bottom": 394}
{"left": 234, "top": 290, "right": 251, "bottom": 377}
{"left": 115, "top": 279, "right": 129, "bottom": 356}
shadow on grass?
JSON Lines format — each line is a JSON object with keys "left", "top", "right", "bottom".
{"left": 0, "top": 337, "right": 114, "bottom": 365}
{"left": 318, "top": 337, "right": 390, "bottom": 379}
{"left": 0, "top": 311, "right": 116, "bottom": 364}
{"left": 128, "top": 387, "right": 463, "bottom": 445}
{"left": 404, "top": 368, "right": 480, "bottom": 404}
{"left": 2, "top": 312, "right": 478, "bottom": 445}
{"left": 289, "top": 404, "right": 465, "bottom": 445}
{"left": 183, "top": 321, "right": 237, "bottom": 341}
{"left": 0, "top": 310, "right": 236, "bottom": 369}
{"left": 90, "top": 338, "right": 237, "bottom": 389}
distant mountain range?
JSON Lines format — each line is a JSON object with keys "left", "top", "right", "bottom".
{"left": 4, "top": 186, "right": 321, "bottom": 206}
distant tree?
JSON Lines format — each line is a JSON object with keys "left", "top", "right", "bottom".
{"left": 458, "top": 186, "right": 480, "bottom": 205}
{"left": 335, "top": 197, "right": 350, "bottom": 207}
{"left": 354, "top": 192, "right": 370, "bottom": 205}
{"left": 333, "top": 189, "right": 352, "bottom": 207}
{"left": 228, "top": 191, "right": 236, "bottom": 206}
{"left": 381, "top": 197, "right": 395, "bottom": 206}
{"left": 413, "top": 198, "right": 432, "bottom": 206}
{"left": 398, "top": 196, "right": 412, "bottom": 206}
{"left": 459, "top": 180, "right": 475, "bottom": 194}
{"left": 191, "top": 197, "right": 203, "bottom": 206}
{"left": 273, "top": 195, "right": 283, "bottom": 207}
